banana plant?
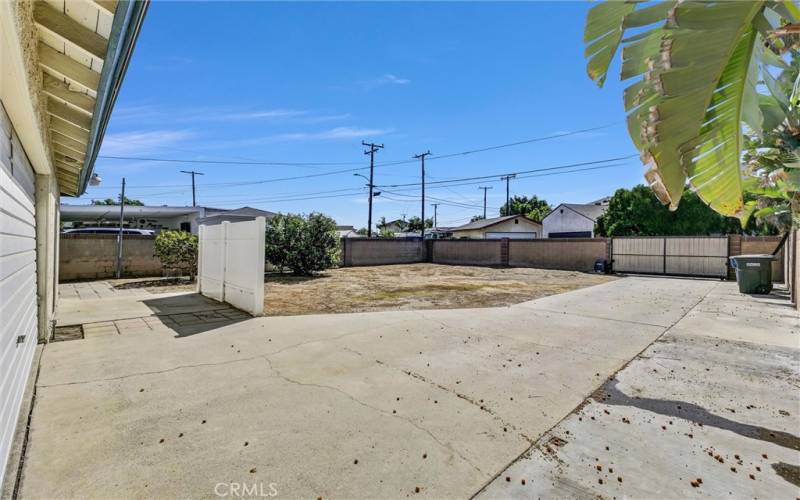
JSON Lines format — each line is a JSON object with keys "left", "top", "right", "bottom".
{"left": 584, "top": 1, "right": 799, "bottom": 221}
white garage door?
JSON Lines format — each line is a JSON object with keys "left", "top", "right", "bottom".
{"left": 0, "top": 105, "right": 38, "bottom": 484}
{"left": 485, "top": 232, "right": 537, "bottom": 239}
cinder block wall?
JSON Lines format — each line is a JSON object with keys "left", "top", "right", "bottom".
{"left": 59, "top": 234, "right": 162, "bottom": 281}
{"left": 508, "top": 238, "right": 608, "bottom": 272}
{"left": 432, "top": 240, "right": 503, "bottom": 266}
{"left": 341, "top": 238, "right": 425, "bottom": 267}
{"left": 740, "top": 236, "right": 785, "bottom": 282}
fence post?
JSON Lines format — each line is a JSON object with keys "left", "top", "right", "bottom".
{"left": 500, "top": 238, "right": 510, "bottom": 266}
{"left": 425, "top": 239, "right": 433, "bottom": 263}
{"left": 220, "top": 221, "right": 229, "bottom": 301}
{"left": 196, "top": 224, "right": 204, "bottom": 293}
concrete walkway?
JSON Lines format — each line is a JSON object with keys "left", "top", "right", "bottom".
{"left": 17, "top": 277, "right": 796, "bottom": 498}
{"left": 478, "top": 282, "right": 799, "bottom": 498}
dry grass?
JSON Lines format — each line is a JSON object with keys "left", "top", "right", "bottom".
{"left": 262, "top": 264, "right": 615, "bottom": 316}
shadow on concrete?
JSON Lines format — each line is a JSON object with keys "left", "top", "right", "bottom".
{"left": 142, "top": 293, "right": 251, "bottom": 338}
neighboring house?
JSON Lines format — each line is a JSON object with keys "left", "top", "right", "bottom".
{"left": 60, "top": 205, "right": 275, "bottom": 234}
{"left": 449, "top": 215, "right": 542, "bottom": 239}
{"left": 0, "top": 0, "right": 147, "bottom": 487}
{"left": 198, "top": 207, "right": 275, "bottom": 226}
{"left": 542, "top": 197, "right": 610, "bottom": 238}
{"left": 335, "top": 225, "right": 362, "bottom": 238}
{"left": 426, "top": 227, "right": 453, "bottom": 240}
{"left": 378, "top": 219, "right": 406, "bottom": 233}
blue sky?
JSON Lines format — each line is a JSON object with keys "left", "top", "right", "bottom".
{"left": 77, "top": 1, "right": 643, "bottom": 229}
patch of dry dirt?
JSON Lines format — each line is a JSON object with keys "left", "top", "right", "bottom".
{"left": 263, "top": 264, "right": 615, "bottom": 316}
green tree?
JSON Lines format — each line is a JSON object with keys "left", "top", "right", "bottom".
{"left": 596, "top": 185, "right": 776, "bottom": 237}
{"left": 153, "top": 230, "right": 198, "bottom": 278}
{"left": 584, "top": 1, "right": 799, "bottom": 220}
{"left": 265, "top": 213, "right": 339, "bottom": 275}
{"left": 92, "top": 197, "right": 144, "bottom": 206}
{"left": 405, "top": 216, "right": 433, "bottom": 232}
{"left": 470, "top": 215, "right": 485, "bottom": 223}
{"left": 499, "top": 195, "right": 551, "bottom": 221}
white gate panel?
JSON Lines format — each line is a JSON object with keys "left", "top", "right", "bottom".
{"left": 198, "top": 217, "right": 265, "bottom": 315}
{"left": 613, "top": 236, "right": 729, "bottom": 277}
{"left": 197, "top": 223, "right": 225, "bottom": 301}
{"left": 223, "top": 218, "right": 265, "bottom": 314}
{"left": 612, "top": 237, "right": 664, "bottom": 274}
{"left": 665, "top": 237, "right": 727, "bottom": 277}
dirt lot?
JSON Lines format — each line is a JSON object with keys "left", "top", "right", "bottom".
{"left": 110, "top": 264, "right": 615, "bottom": 316}
{"left": 262, "top": 264, "right": 614, "bottom": 316}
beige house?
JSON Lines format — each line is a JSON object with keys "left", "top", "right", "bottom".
{"left": 0, "top": 0, "right": 146, "bottom": 487}
{"left": 450, "top": 215, "right": 542, "bottom": 239}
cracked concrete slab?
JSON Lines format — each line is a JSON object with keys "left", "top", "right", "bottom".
{"left": 477, "top": 283, "right": 799, "bottom": 499}
{"left": 21, "top": 277, "right": 719, "bottom": 498}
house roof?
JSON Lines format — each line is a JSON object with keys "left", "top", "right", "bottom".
{"left": 60, "top": 204, "right": 203, "bottom": 221}
{"left": 544, "top": 197, "right": 610, "bottom": 223}
{"left": 209, "top": 206, "right": 276, "bottom": 218}
{"left": 450, "top": 215, "right": 542, "bottom": 232}
{"left": 560, "top": 202, "right": 609, "bottom": 222}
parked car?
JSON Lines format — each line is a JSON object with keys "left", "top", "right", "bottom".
{"left": 62, "top": 227, "right": 155, "bottom": 235}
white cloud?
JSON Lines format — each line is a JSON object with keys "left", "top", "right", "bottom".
{"left": 357, "top": 74, "right": 412, "bottom": 90}
{"left": 381, "top": 74, "right": 410, "bottom": 85}
{"left": 269, "top": 126, "right": 392, "bottom": 142}
{"left": 100, "top": 130, "right": 194, "bottom": 156}
{"left": 218, "top": 109, "right": 310, "bottom": 121}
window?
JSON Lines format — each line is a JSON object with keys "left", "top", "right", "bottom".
{"left": 180, "top": 222, "right": 191, "bottom": 232}
{"left": 514, "top": 219, "right": 519, "bottom": 224}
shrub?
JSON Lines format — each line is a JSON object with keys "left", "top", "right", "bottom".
{"left": 265, "top": 213, "right": 339, "bottom": 275}
{"left": 154, "top": 230, "right": 198, "bottom": 278}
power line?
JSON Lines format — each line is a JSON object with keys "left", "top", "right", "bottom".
{"left": 375, "top": 155, "right": 637, "bottom": 188}
{"left": 95, "top": 123, "right": 618, "bottom": 169}
{"left": 124, "top": 161, "right": 631, "bottom": 207}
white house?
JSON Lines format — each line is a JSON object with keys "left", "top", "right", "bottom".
{"left": 449, "top": 215, "right": 542, "bottom": 239}
{"left": 61, "top": 204, "right": 275, "bottom": 234}
{"left": 542, "top": 197, "right": 610, "bottom": 238}
{"left": 0, "top": 0, "right": 146, "bottom": 487}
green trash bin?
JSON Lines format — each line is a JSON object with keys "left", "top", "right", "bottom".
{"left": 729, "top": 254, "right": 775, "bottom": 294}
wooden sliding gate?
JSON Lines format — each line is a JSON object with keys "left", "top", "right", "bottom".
{"left": 612, "top": 236, "right": 728, "bottom": 278}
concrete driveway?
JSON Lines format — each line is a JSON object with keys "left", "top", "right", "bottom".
{"left": 16, "top": 277, "right": 797, "bottom": 498}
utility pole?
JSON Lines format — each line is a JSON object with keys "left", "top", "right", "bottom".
{"left": 478, "top": 186, "right": 492, "bottom": 219}
{"left": 115, "top": 177, "right": 126, "bottom": 279}
{"left": 431, "top": 203, "right": 440, "bottom": 229}
{"left": 180, "top": 170, "right": 204, "bottom": 207}
{"left": 414, "top": 150, "right": 431, "bottom": 237}
{"left": 500, "top": 174, "right": 516, "bottom": 215}
{"left": 362, "top": 141, "right": 384, "bottom": 237}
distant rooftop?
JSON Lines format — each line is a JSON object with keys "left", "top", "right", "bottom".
{"left": 451, "top": 215, "right": 541, "bottom": 232}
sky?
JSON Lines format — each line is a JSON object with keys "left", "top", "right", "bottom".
{"left": 74, "top": 1, "right": 644, "bottom": 230}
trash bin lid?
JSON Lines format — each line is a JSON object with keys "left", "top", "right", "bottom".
{"left": 730, "top": 254, "right": 775, "bottom": 259}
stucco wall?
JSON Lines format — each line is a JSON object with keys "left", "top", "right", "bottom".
{"left": 59, "top": 234, "right": 163, "bottom": 280}
{"left": 509, "top": 238, "right": 608, "bottom": 272}
{"left": 542, "top": 206, "right": 595, "bottom": 237}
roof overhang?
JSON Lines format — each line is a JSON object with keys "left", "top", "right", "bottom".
{"left": 31, "top": 0, "right": 148, "bottom": 196}
{"left": 60, "top": 204, "right": 201, "bottom": 221}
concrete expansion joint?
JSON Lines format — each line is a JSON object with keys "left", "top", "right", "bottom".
{"left": 259, "top": 354, "right": 486, "bottom": 476}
